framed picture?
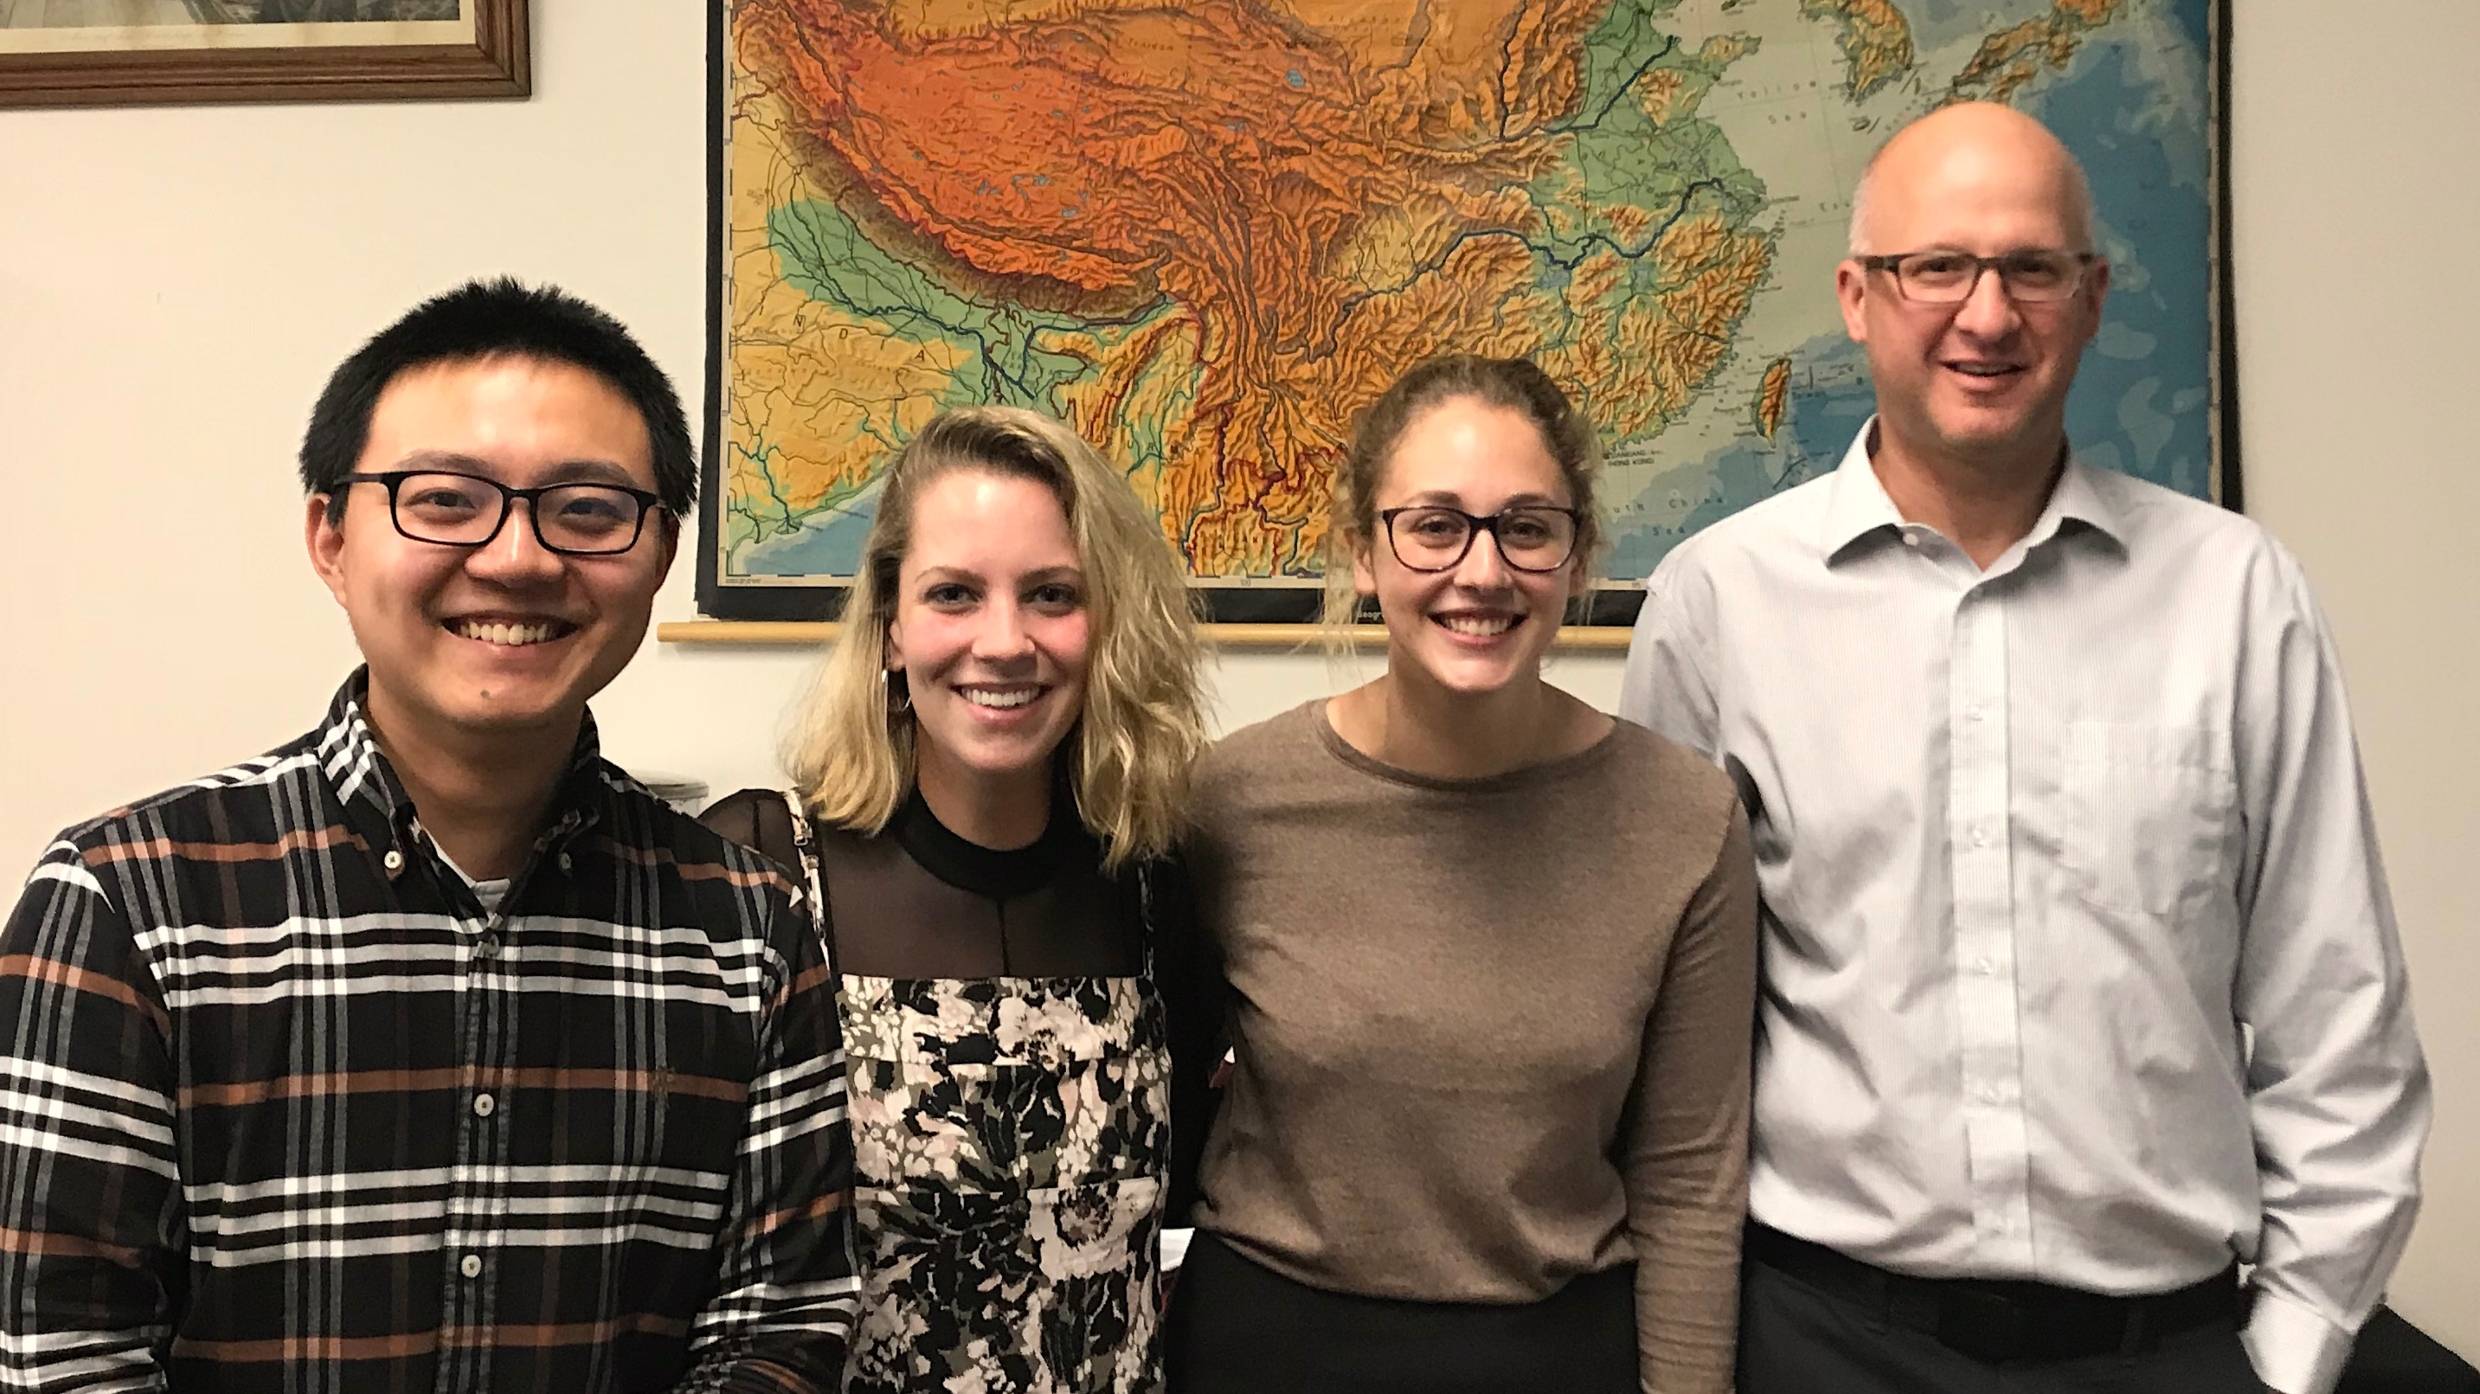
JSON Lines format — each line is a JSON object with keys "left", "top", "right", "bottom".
{"left": 698, "top": 0, "right": 2230, "bottom": 633}
{"left": 0, "top": 0, "right": 528, "bottom": 108}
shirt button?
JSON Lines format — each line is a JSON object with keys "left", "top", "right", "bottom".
{"left": 382, "top": 849, "right": 404, "bottom": 872}
{"left": 459, "top": 1253, "right": 483, "bottom": 1279}
{"left": 1901, "top": 533, "right": 1920, "bottom": 549}
{"left": 1967, "top": 707, "right": 1986, "bottom": 723}
{"left": 472, "top": 1093, "right": 496, "bottom": 1118}
{"left": 1977, "top": 1084, "right": 2004, "bottom": 1105}
{"left": 1974, "top": 956, "right": 1997, "bottom": 976}
{"left": 1972, "top": 828, "right": 1993, "bottom": 848}
{"left": 558, "top": 852, "right": 573, "bottom": 873}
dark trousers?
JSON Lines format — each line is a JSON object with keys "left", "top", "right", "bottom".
{"left": 1164, "top": 1231, "right": 1636, "bottom": 1394}
{"left": 1738, "top": 1239, "right": 2268, "bottom": 1394}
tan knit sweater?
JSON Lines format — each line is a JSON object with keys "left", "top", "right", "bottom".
{"left": 1186, "top": 700, "right": 1757, "bottom": 1392}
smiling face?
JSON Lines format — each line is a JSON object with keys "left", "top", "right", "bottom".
{"left": 1837, "top": 104, "right": 2108, "bottom": 476}
{"left": 887, "top": 468, "right": 1093, "bottom": 817}
{"left": 307, "top": 355, "right": 674, "bottom": 755}
{"left": 1353, "top": 395, "right": 1576, "bottom": 698}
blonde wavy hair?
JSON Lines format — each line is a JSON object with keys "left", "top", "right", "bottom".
{"left": 781, "top": 405, "right": 1209, "bottom": 869}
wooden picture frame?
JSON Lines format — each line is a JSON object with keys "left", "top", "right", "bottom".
{"left": 0, "top": 0, "right": 527, "bottom": 108}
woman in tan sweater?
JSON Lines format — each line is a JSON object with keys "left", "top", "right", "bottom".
{"left": 1164, "top": 357, "right": 1759, "bottom": 1393}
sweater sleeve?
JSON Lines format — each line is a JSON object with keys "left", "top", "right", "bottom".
{"left": 1622, "top": 801, "right": 1758, "bottom": 1393}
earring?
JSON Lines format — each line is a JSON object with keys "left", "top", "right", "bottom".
{"left": 882, "top": 667, "right": 912, "bottom": 716}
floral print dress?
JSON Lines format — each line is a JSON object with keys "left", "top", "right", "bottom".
{"left": 781, "top": 795, "right": 1171, "bottom": 1394}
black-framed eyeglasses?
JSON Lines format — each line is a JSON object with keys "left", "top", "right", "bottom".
{"left": 1857, "top": 249, "right": 2097, "bottom": 304}
{"left": 1378, "top": 505, "right": 1582, "bottom": 574}
{"left": 338, "top": 470, "right": 665, "bottom": 557}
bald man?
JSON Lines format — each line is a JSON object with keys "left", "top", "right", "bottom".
{"left": 1622, "top": 103, "right": 2428, "bottom": 1394}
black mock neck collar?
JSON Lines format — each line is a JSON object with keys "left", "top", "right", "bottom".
{"left": 892, "top": 782, "right": 1091, "bottom": 900}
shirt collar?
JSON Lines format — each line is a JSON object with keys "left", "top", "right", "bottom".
{"left": 1818, "top": 421, "right": 1910, "bottom": 562}
{"left": 1819, "top": 416, "right": 2127, "bottom": 565}
{"left": 2031, "top": 448, "right": 2126, "bottom": 552}
{"left": 314, "top": 667, "right": 614, "bottom": 863}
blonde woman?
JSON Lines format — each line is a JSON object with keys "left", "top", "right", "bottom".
{"left": 703, "top": 406, "right": 1214, "bottom": 1393}
{"left": 1164, "top": 357, "right": 1759, "bottom": 1392}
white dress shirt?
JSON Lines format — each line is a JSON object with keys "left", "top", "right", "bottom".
{"left": 1619, "top": 424, "right": 2429, "bottom": 1394}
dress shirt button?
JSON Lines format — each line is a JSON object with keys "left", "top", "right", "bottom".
{"left": 382, "top": 849, "right": 404, "bottom": 873}
{"left": 459, "top": 1253, "right": 483, "bottom": 1279}
{"left": 558, "top": 851, "right": 573, "bottom": 873}
{"left": 1967, "top": 707, "right": 1986, "bottom": 723}
{"left": 1976, "top": 1084, "right": 2004, "bottom": 1105}
{"left": 1974, "top": 956, "right": 1996, "bottom": 976}
{"left": 1972, "top": 827, "right": 1993, "bottom": 849}
{"left": 472, "top": 1093, "right": 496, "bottom": 1118}
{"left": 1901, "top": 532, "right": 1920, "bottom": 549}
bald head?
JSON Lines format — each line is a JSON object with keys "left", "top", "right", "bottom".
{"left": 1848, "top": 102, "right": 2095, "bottom": 255}
{"left": 1833, "top": 100, "right": 2110, "bottom": 488}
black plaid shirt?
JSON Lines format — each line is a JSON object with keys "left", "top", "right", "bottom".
{"left": 0, "top": 673, "right": 856, "bottom": 1392}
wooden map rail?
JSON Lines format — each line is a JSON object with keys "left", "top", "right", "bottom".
{"left": 658, "top": 622, "right": 1631, "bottom": 652}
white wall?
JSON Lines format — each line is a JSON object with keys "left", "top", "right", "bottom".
{"left": 0, "top": 0, "right": 2467, "bottom": 1353}
{"left": 2230, "top": 5, "right": 2480, "bottom": 1350}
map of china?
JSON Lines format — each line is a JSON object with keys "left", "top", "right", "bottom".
{"left": 719, "top": 0, "right": 2209, "bottom": 594}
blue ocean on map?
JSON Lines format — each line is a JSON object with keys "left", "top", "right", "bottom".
{"left": 2043, "top": 28, "right": 2213, "bottom": 496}
{"left": 742, "top": 487, "right": 879, "bottom": 575}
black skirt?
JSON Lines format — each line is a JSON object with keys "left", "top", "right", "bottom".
{"left": 1163, "top": 1231, "right": 1637, "bottom": 1394}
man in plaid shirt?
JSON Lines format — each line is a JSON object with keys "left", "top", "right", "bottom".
{"left": 0, "top": 280, "right": 856, "bottom": 1391}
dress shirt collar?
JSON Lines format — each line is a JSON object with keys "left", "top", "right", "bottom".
{"left": 315, "top": 666, "right": 615, "bottom": 872}
{"left": 1819, "top": 417, "right": 2128, "bottom": 568}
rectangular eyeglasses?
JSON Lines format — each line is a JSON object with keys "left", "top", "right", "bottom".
{"left": 338, "top": 470, "right": 664, "bottom": 557}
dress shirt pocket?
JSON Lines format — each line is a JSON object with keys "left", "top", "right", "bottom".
{"left": 2060, "top": 721, "right": 2237, "bottom": 917}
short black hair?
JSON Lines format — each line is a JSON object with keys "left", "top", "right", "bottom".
{"left": 299, "top": 277, "right": 695, "bottom": 515}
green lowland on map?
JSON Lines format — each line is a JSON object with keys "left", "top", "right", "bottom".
{"left": 711, "top": 0, "right": 2214, "bottom": 615}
